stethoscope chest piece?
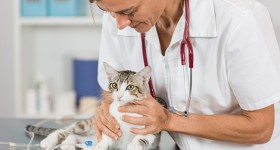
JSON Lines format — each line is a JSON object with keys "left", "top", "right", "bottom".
{"left": 156, "top": 97, "right": 190, "bottom": 117}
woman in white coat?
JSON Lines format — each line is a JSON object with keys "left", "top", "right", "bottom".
{"left": 91, "top": 0, "right": 280, "bottom": 149}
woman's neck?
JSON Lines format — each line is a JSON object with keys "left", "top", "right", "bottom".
{"left": 156, "top": 0, "right": 183, "bottom": 30}
{"left": 156, "top": 0, "right": 184, "bottom": 55}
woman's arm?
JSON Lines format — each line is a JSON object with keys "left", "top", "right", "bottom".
{"left": 166, "top": 104, "right": 274, "bottom": 144}
{"left": 119, "top": 95, "right": 275, "bottom": 144}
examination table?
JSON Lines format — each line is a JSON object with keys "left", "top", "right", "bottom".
{"left": 0, "top": 118, "right": 177, "bottom": 149}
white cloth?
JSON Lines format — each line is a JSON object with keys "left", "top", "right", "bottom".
{"left": 97, "top": 0, "right": 280, "bottom": 149}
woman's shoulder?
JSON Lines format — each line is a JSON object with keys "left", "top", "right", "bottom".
{"left": 213, "top": 0, "right": 270, "bottom": 29}
{"left": 214, "top": 0, "right": 268, "bottom": 14}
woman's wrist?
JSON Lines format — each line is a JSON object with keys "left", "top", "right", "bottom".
{"left": 163, "top": 110, "right": 193, "bottom": 133}
{"left": 163, "top": 109, "right": 176, "bottom": 131}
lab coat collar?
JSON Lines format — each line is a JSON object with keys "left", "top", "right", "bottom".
{"left": 188, "top": 0, "right": 217, "bottom": 38}
{"left": 118, "top": 0, "right": 217, "bottom": 38}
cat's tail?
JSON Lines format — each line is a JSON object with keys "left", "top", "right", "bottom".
{"left": 25, "top": 125, "right": 57, "bottom": 137}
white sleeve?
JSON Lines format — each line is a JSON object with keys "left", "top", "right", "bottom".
{"left": 225, "top": 5, "right": 280, "bottom": 110}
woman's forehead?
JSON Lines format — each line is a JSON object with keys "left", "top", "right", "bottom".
{"left": 97, "top": 0, "right": 139, "bottom": 11}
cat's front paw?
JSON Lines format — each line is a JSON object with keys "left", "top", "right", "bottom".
{"left": 127, "top": 143, "right": 144, "bottom": 150}
{"left": 40, "top": 136, "right": 58, "bottom": 150}
{"left": 60, "top": 134, "right": 77, "bottom": 150}
{"left": 93, "top": 143, "right": 108, "bottom": 150}
{"left": 60, "top": 144, "right": 76, "bottom": 150}
{"left": 40, "top": 138, "right": 54, "bottom": 150}
{"left": 40, "top": 130, "right": 62, "bottom": 150}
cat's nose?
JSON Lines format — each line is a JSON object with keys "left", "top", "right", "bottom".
{"left": 117, "top": 95, "right": 123, "bottom": 100}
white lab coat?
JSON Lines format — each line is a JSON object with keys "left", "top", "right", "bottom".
{"left": 97, "top": 0, "right": 280, "bottom": 149}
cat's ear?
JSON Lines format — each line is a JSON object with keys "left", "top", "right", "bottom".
{"left": 103, "top": 62, "right": 118, "bottom": 80}
{"left": 136, "top": 66, "right": 151, "bottom": 85}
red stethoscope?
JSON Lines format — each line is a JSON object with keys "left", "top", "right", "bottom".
{"left": 141, "top": 0, "right": 193, "bottom": 117}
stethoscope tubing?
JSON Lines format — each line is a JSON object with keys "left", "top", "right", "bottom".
{"left": 141, "top": 0, "right": 193, "bottom": 117}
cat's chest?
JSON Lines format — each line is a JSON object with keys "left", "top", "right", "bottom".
{"left": 109, "top": 101, "right": 143, "bottom": 129}
{"left": 109, "top": 102, "right": 122, "bottom": 121}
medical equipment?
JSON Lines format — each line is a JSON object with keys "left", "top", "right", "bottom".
{"left": 141, "top": 0, "right": 193, "bottom": 117}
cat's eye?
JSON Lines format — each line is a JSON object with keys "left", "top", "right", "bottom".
{"left": 110, "top": 83, "right": 118, "bottom": 89}
{"left": 126, "top": 85, "right": 135, "bottom": 91}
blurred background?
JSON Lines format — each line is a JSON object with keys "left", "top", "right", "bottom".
{"left": 0, "top": 0, "right": 279, "bottom": 118}
{"left": 0, "top": 0, "right": 103, "bottom": 119}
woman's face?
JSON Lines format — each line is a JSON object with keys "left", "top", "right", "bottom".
{"left": 96, "top": 0, "right": 166, "bottom": 33}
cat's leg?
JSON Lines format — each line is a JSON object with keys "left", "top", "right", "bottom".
{"left": 40, "top": 129, "right": 66, "bottom": 150}
{"left": 60, "top": 134, "right": 97, "bottom": 150}
{"left": 77, "top": 134, "right": 97, "bottom": 146}
{"left": 60, "top": 134, "right": 77, "bottom": 150}
{"left": 127, "top": 134, "right": 156, "bottom": 150}
{"left": 40, "top": 119, "right": 93, "bottom": 150}
{"left": 67, "top": 119, "right": 93, "bottom": 134}
{"left": 93, "top": 133, "right": 115, "bottom": 150}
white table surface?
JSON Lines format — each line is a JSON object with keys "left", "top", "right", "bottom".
{"left": 0, "top": 118, "right": 177, "bottom": 150}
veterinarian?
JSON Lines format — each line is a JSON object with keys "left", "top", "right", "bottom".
{"left": 90, "top": 0, "right": 280, "bottom": 149}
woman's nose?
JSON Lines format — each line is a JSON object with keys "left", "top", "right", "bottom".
{"left": 111, "top": 12, "right": 131, "bottom": 30}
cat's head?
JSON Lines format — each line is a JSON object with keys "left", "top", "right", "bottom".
{"left": 103, "top": 62, "right": 151, "bottom": 103}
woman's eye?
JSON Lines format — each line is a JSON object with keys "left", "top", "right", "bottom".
{"left": 127, "top": 12, "right": 134, "bottom": 17}
{"left": 111, "top": 83, "right": 118, "bottom": 89}
{"left": 123, "top": 12, "right": 131, "bottom": 15}
{"left": 120, "top": 11, "right": 134, "bottom": 17}
{"left": 126, "top": 85, "right": 135, "bottom": 91}
{"left": 119, "top": 12, "right": 129, "bottom": 16}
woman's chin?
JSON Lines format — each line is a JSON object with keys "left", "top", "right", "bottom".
{"left": 133, "top": 24, "right": 151, "bottom": 33}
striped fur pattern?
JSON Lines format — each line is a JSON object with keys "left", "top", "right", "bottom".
{"left": 26, "top": 118, "right": 94, "bottom": 137}
{"left": 25, "top": 125, "right": 56, "bottom": 137}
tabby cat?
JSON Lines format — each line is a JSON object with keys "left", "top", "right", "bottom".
{"left": 25, "top": 62, "right": 160, "bottom": 150}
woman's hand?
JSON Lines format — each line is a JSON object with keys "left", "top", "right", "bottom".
{"left": 92, "top": 91, "right": 121, "bottom": 141}
{"left": 118, "top": 94, "right": 171, "bottom": 135}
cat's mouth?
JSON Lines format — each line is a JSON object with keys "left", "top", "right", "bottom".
{"left": 117, "top": 97, "right": 134, "bottom": 102}
{"left": 116, "top": 97, "right": 124, "bottom": 102}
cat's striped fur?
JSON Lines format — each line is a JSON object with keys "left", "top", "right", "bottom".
{"left": 25, "top": 118, "right": 94, "bottom": 137}
{"left": 25, "top": 125, "right": 57, "bottom": 137}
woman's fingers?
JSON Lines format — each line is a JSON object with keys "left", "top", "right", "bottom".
{"left": 94, "top": 110, "right": 120, "bottom": 140}
{"left": 118, "top": 101, "right": 145, "bottom": 114}
{"left": 107, "top": 115, "right": 121, "bottom": 135}
{"left": 121, "top": 115, "right": 147, "bottom": 125}
{"left": 118, "top": 94, "right": 171, "bottom": 135}
{"left": 92, "top": 92, "right": 122, "bottom": 140}
{"left": 92, "top": 117, "right": 102, "bottom": 141}
{"left": 130, "top": 126, "right": 155, "bottom": 135}
{"left": 97, "top": 108, "right": 110, "bottom": 127}
{"left": 97, "top": 105, "right": 120, "bottom": 135}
